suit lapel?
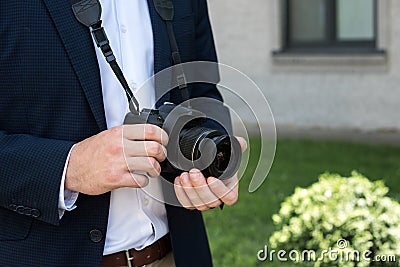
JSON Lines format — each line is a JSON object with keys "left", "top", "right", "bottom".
{"left": 147, "top": 0, "right": 173, "bottom": 104}
{"left": 41, "top": 0, "right": 176, "bottom": 128}
{"left": 42, "top": 0, "right": 170, "bottom": 126}
{"left": 42, "top": 0, "right": 107, "bottom": 131}
{"left": 147, "top": 0, "right": 172, "bottom": 74}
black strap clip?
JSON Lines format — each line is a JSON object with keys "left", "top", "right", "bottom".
{"left": 91, "top": 22, "right": 116, "bottom": 63}
{"left": 71, "top": 0, "right": 140, "bottom": 114}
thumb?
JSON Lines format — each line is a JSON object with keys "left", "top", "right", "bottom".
{"left": 123, "top": 172, "right": 149, "bottom": 188}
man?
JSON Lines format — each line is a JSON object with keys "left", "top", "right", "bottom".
{"left": 0, "top": 0, "right": 245, "bottom": 266}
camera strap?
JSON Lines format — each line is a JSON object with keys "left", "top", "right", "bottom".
{"left": 71, "top": 0, "right": 190, "bottom": 112}
{"left": 71, "top": 0, "right": 140, "bottom": 114}
{"left": 153, "top": 0, "right": 189, "bottom": 96}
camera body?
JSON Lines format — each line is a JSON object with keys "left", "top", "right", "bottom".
{"left": 124, "top": 103, "right": 241, "bottom": 180}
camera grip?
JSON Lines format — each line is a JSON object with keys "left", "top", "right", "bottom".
{"left": 124, "top": 112, "right": 147, "bottom": 125}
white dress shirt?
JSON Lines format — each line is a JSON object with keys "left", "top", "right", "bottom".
{"left": 59, "top": 0, "right": 169, "bottom": 256}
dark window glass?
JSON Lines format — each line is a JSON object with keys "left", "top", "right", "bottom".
{"left": 285, "top": 0, "right": 376, "bottom": 51}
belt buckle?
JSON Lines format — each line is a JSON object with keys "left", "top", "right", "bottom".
{"left": 125, "top": 250, "right": 134, "bottom": 267}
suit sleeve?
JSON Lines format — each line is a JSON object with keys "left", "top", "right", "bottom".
{"left": 0, "top": 130, "right": 75, "bottom": 226}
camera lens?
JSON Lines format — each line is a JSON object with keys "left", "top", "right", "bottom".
{"left": 179, "top": 127, "right": 242, "bottom": 179}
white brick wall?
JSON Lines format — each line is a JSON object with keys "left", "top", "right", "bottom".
{"left": 208, "top": 0, "right": 400, "bottom": 131}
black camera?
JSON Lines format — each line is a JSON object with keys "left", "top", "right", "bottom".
{"left": 124, "top": 103, "right": 242, "bottom": 180}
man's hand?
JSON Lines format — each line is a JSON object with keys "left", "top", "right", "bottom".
{"left": 65, "top": 124, "right": 168, "bottom": 195}
{"left": 174, "top": 137, "right": 247, "bottom": 210}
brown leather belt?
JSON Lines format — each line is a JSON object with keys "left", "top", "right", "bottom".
{"left": 102, "top": 234, "right": 172, "bottom": 267}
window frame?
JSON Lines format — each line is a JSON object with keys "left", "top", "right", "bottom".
{"left": 283, "top": 0, "right": 378, "bottom": 53}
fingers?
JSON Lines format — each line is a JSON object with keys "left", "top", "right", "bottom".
{"left": 122, "top": 172, "right": 149, "bottom": 188}
{"left": 179, "top": 172, "right": 208, "bottom": 210}
{"left": 173, "top": 136, "right": 245, "bottom": 210}
{"left": 65, "top": 125, "right": 168, "bottom": 195}
{"left": 174, "top": 169, "right": 225, "bottom": 211}
{"left": 207, "top": 176, "right": 238, "bottom": 206}
{"left": 174, "top": 178, "right": 195, "bottom": 210}
{"left": 235, "top": 136, "right": 247, "bottom": 152}
{"left": 124, "top": 140, "right": 167, "bottom": 162}
{"left": 126, "top": 156, "right": 161, "bottom": 178}
{"left": 124, "top": 124, "right": 169, "bottom": 146}
{"left": 123, "top": 124, "right": 168, "bottom": 179}
{"left": 187, "top": 170, "right": 222, "bottom": 208}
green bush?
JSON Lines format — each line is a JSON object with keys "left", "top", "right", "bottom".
{"left": 269, "top": 172, "right": 400, "bottom": 267}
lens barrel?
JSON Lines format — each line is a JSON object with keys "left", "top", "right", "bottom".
{"left": 179, "top": 127, "right": 241, "bottom": 179}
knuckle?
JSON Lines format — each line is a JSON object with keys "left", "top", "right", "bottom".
{"left": 174, "top": 177, "right": 181, "bottom": 185}
{"left": 159, "top": 150, "right": 167, "bottom": 161}
{"left": 190, "top": 175, "right": 202, "bottom": 184}
{"left": 108, "top": 142, "right": 123, "bottom": 155}
{"left": 144, "top": 124, "right": 157, "bottom": 139}
{"left": 148, "top": 157, "right": 158, "bottom": 168}
{"left": 161, "top": 130, "right": 169, "bottom": 145}
{"left": 105, "top": 169, "right": 120, "bottom": 185}
{"left": 109, "top": 126, "right": 123, "bottom": 137}
{"left": 148, "top": 158, "right": 161, "bottom": 175}
{"left": 146, "top": 142, "right": 162, "bottom": 156}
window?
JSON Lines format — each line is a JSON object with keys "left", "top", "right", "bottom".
{"left": 284, "top": 0, "right": 377, "bottom": 52}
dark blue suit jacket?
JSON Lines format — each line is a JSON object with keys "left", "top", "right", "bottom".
{"left": 0, "top": 0, "right": 221, "bottom": 266}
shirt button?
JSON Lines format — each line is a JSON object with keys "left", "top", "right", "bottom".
{"left": 120, "top": 25, "right": 127, "bottom": 33}
{"left": 89, "top": 229, "right": 103, "bottom": 243}
{"left": 143, "top": 198, "right": 149, "bottom": 206}
{"left": 130, "top": 82, "right": 137, "bottom": 91}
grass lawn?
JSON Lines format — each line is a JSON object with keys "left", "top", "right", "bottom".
{"left": 203, "top": 138, "right": 400, "bottom": 267}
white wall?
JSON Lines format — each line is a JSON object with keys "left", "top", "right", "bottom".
{"left": 208, "top": 0, "right": 400, "bottom": 132}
